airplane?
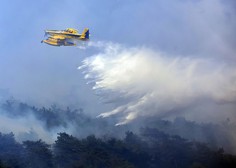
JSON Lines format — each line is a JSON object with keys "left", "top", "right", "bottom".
{"left": 41, "top": 28, "right": 89, "bottom": 46}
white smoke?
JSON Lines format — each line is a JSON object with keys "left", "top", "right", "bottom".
{"left": 0, "top": 113, "right": 63, "bottom": 143}
{"left": 79, "top": 42, "right": 236, "bottom": 125}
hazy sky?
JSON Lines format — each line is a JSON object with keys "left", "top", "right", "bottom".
{"left": 0, "top": 0, "right": 235, "bottom": 118}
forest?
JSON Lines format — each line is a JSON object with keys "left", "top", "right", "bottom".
{"left": 1, "top": 130, "right": 236, "bottom": 168}
{"left": 0, "top": 99, "right": 236, "bottom": 168}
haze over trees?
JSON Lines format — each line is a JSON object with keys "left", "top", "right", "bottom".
{"left": 0, "top": 99, "right": 236, "bottom": 168}
{"left": 0, "top": 130, "right": 236, "bottom": 168}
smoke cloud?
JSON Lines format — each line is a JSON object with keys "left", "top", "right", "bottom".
{"left": 80, "top": 42, "right": 236, "bottom": 125}
{"left": 0, "top": 112, "right": 58, "bottom": 143}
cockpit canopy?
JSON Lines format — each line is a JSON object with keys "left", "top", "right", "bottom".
{"left": 65, "top": 28, "right": 78, "bottom": 34}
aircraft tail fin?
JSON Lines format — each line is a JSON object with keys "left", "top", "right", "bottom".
{"left": 81, "top": 28, "right": 89, "bottom": 39}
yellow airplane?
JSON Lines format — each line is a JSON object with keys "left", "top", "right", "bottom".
{"left": 41, "top": 28, "right": 89, "bottom": 46}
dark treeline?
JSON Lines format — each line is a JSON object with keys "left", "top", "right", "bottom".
{"left": 0, "top": 129, "right": 236, "bottom": 168}
{"left": 1, "top": 99, "right": 236, "bottom": 167}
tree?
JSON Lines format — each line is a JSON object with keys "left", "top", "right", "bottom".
{"left": 54, "top": 133, "right": 81, "bottom": 168}
{"left": 0, "top": 133, "right": 25, "bottom": 168}
{"left": 23, "top": 140, "right": 54, "bottom": 168}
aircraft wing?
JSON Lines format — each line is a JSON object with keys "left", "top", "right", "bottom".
{"left": 45, "top": 30, "right": 81, "bottom": 38}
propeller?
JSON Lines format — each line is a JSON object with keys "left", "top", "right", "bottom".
{"left": 44, "top": 30, "right": 48, "bottom": 37}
